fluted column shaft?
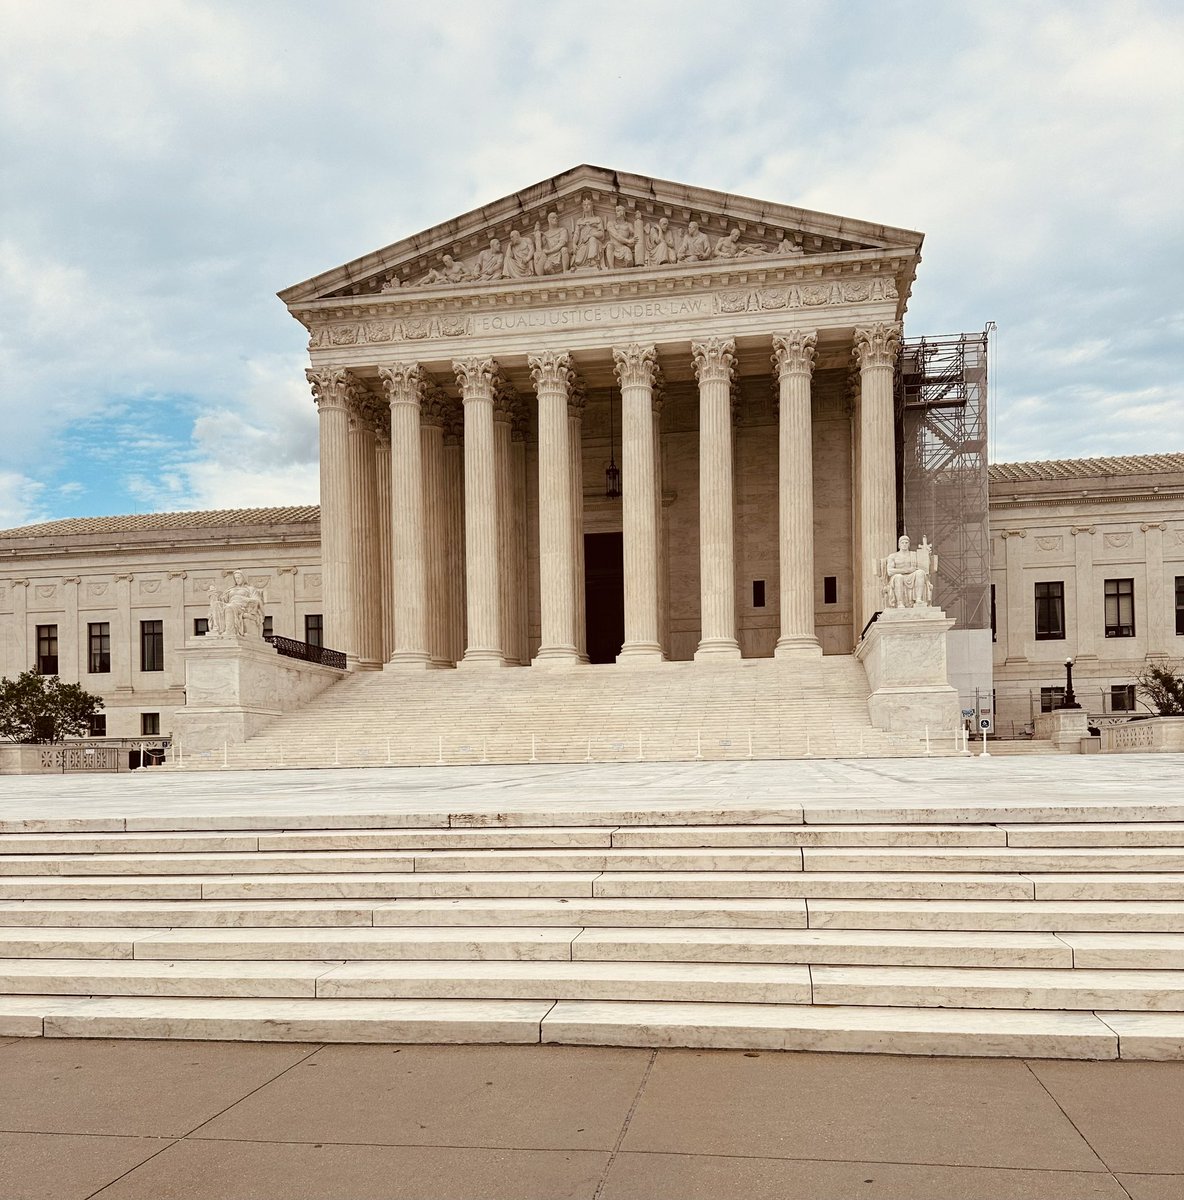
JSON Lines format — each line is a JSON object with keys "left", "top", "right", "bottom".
{"left": 692, "top": 338, "right": 741, "bottom": 660}
{"left": 568, "top": 390, "right": 588, "bottom": 662}
{"left": 454, "top": 358, "right": 504, "bottom": 667}
{"left": 511, "top": 422, "right": 529, "bottom": 664}
{"left": 614, "top": 344, "right": 663, "bottom": 661}
{"left": 348, "top": 408, "right": 383, "bottom": 668}
{"left": 378, "top": 364, "right": 431, "bottom": 667}
{"left": 421, "top": 398, "right": 451, "bottom": 667}
{"left": 308, "top": 368, "right": 355, "bottom": 660}
{"left": 494, "top": 398, "right": 519, "bottom": 665}
{"left": 854, "top": 324, "right": 900, "bottom": 633}
{"left": 774, "top": 331, "right": 822, "bottom": 658}
{"left": 530, "top": 351, "right": 579, "bottom": 665}
{"left": 374, "top": 429, "right": 393, "bottom": 662}
{"left": 444, "top": 414, "right": 466, "bottom": 665}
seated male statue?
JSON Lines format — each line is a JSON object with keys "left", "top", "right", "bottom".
{"left": 879, "top": 534, "right": 937, "bottom": 609}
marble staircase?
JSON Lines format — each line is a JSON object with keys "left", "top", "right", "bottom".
{"left": 0, "top": 798, "right": 1182, "bottom": 1058}
{"left": 178, "top": 656, "right": 952, "bottom": 770}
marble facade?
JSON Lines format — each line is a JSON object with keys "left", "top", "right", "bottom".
{"left": 281, "top": 165, "right": 923, "bottom": 671}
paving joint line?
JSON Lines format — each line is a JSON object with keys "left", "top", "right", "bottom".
{"left": 592, "top": 1046, "right": 658, "bottom": 1199}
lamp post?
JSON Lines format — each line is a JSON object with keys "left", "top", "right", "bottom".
{"left": 1062, "top": 657, "right": 1080, "bottom": 710}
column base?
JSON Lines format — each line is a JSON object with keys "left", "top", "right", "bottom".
{"left": 617, "top": 643, "right": 665, "bottom": 665}
{"left": 774, "top": 636, "right": 823, "bottom": 660}
{"left": 694, "top": 638, "right": 742, "bottom": 661}
{"left": 533, "top": 646, "right": 582, "bottom": 668}
{"left": 384, "top": 652, "right": 436, "bottom": 671}
{"left": 457, "top": 649, "right": 506, "bottom": 670}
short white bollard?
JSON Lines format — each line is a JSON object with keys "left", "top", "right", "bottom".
{"left": 748, "top": 731, "right": 753, "bottom": 760}
{"left": 481, "top": 737, "right": 488, "bottom": 764}
{"left": 585, "top": 738, "right": 592, "bottom": 762}
{"left": 925, "top": 726, "right": 931, "bottom": 757}
{"left": 979, "top": 727, "right": 990, "bottom": 758}
{"left": 637, "top": 733, "right": 644, "bottom": 762}
{"left": 804, "top": 732, "right": 812, "bottom": 758}
{"left": 334, "top": 739, "right": 340, "bottom": 766}
{"left": 530, "top": 734, "right": 538, "bottom": 764}
{"left": 222, "top": 742, "right": 228, "bottom": 769}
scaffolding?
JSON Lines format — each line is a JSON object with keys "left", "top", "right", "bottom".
{"left": 895, "top": 330, "right": 991, "bottom": 631}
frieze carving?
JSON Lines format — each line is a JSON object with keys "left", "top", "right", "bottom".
{"left": 380, "top": 194, "right": 809, "bottom": 292}
{"left": 138, "top": 580, "right": 162, "bottom": 595}
{"left": 1035, "top": 536, "right": 1063, "bottom": 552}
{"left": 86, "top": 582, "right": 108, "bottom": 597}
{"left": 35, "top": 584, "right": 56, "bottom": 600}
{"left": 1104, "top": 532, "right": 1133, "bottom": 549}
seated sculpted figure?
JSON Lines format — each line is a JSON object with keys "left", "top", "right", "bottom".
{"left": 878, "top": 535, "right": 937, "bottom": 609}
{"left": 418, "top": 254, "right": 470, "bottom": 286}
{"left": 208, "top": 570, "right": 266, "bottom": 638}
{"left": 604, "top": 205, "right": 637, "bottom": 270}
{"left": 678, "top": 221, "right": 712, "bottom": 262}
{"left": 645, "top": 217, "right": 677, "bottom": 266}
{"left": 474, "top": 238, "right": 505, "bottom": 281}
{"left": 571, "top": 197, "right": 606, "bottom": 270}
{"left": 533, "top": 212, "right": 571, "bottom": 275}
{"left": 502, "top": 229, "right": 536, "bottom": 279}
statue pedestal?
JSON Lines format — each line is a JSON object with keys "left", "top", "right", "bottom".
{"left": 172, "top": 635, "right": 341, "bottom": 760}
{"left": 1033, "top": 707, "right": 1091, "bottom": 752}
{"left": 855, "top": 608, "right": 961, "bottom": 735}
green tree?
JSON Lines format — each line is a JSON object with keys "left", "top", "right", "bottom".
{"left": 0, "top": 671, "right": 105, "bottom": 744}
{"left": 1136, "top": 662, "right": 1184, "bottom": 717}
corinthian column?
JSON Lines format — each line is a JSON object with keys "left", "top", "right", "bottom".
{"left": 421, "top": 388, "right": 452, "bottom": 667}
{"left": 692, "top": 337, "right": 741, "bottom": 660}
{"left": 378, "top": 363, "right": 431, "bottom": 668}
{"left": 374, "top": 424, "right": 393, "bottom": 661}
{"left": 493, "top": 387, "right": 521, "bottom": 665}
{"left": 529, "top": 351, "right": 580, "bottom": 665}
{"left": 614, "top": 343, "right": 663, "bottom": 662}
{"left": 453, "top": 357, "right": 504, "bottom": 667}
{"left": 568, "top": 382, "right": 588, "bottom": 662}
{"left": 773, "top": 330, "right": 822, "bottom": 658}
{"left": 307, "top": 367, "right": 355, "bottom": 659}
{"left": 444, "top": 408, "right": 466, "bottom": 665}
{"left": 347, "top": 391, "right": 383, "bottom": 668}
{"left": 853, "top": 323, "right": 901, "bottom": 632}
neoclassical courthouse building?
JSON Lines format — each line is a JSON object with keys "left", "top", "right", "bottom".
{"left": 1, "top": 167, "right": 1181, "bottom": 747}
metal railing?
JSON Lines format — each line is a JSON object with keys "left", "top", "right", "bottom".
{"left": 264, "top": 634, "right": 347, "bottom": 670}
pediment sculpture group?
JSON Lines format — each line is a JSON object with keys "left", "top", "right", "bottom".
{"left": 388, "top": 197, "right": 807, "bottom": 292}
{"left": 878, "top": 535, "right": 938, "bottom": 610}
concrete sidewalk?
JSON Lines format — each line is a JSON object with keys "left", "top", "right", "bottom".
{"left": 1, "top": 1037, "right": 1180, "bottom": 1199}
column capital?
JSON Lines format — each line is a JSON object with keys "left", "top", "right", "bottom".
{"left": 691, "top": 337, "right": 736, "bottom": 385}
{"left": 378, "top": 362, "right": 425, "bottom": 407}
{"left": 567, "top": 377, "right": 587, "bottom": 418}
{"left": 421, "top": 383, "right": 452, "bottom": 427}
{"left": 307, "top": 366, "right": 354, "bottom": 411}
{"left": 63, "top": 576, "right": 82, "bottom": 586}
{"left": 373, "top": 423, "right": 391, "bottom": 450}
{"left": 453, "top": 357, "right": 499, "bottom": 401}
{"left": 528, "top": 350, "right": 574, "bottom": 394}
{"left": 772, "top": 329, "right": 817, "bottom": 378}
{"left": 612, "top": 343, "right": 658, "bottom": 391}
{"left": 852, "top": 323, "right": 901, "bottom": 370}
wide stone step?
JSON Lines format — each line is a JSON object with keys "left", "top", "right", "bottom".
{"left": 800, "top": 847, "right": 1184, "bottom": 873}
{"left": 807, "top": 899, "right": 1184, "bottom": 932}
{"left": 538, "top": 1000, "right": 1130, "bottom": 1058}
{"left": 810, "top": 965, "right": 1184, "bottom": 1011}
{"left": 5, "top": 994, "right": 1179, "bottom": 1057}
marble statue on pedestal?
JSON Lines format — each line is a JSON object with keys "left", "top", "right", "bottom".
{"left": 878, "top": 535, "right": 937, "bottom": 609}
{"left": 208, "top": 570, "right": 265, "bottom": 638}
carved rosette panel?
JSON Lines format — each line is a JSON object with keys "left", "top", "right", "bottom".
{"left": 1035, "top": 536, "right": 1063, "bottom": 552}
{"left": 853, "top": 323, "right": 902, "bottom": 370}
{"left": 772, "top": 330, "right": 818, "bottom": 379}
{"left": 691, "top": 338, "right": 736, "bottom": 386}
{"left": 453, "top": 357, "right": 498, "bottom": 403}
{"left": 1104, "top": 532, "right": 1134, "bottom": 549}
{"left": 612, "top": 344, "right": 659, "bottom": 392}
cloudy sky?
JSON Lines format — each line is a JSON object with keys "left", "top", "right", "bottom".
{"left": 1, "top": 0, "right": 1180, "bottom": 529}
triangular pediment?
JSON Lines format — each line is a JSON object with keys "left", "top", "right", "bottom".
{"left": 279, "top": 165, "right": 923, "bottom": 308}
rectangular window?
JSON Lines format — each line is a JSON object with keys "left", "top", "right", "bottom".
{"left": 36, "top": 625, "right": 58, "bottom": 675}
{"left": 752, "top": 580, "right": 766, "bottom": 608}
{"left": 1104, "top": 578, "right": 1135, "bottom": 638}
{"left": 1176, "top": 577, "right": 1184, "bottom": 637}
{"left": 140, "top": 620, "right": 164, "bottom": 672}
{"left": 263, "top": 614, "right": 274, "bottom": 638}
{"left": 141, "top": 712, "right": 160, "bottom": 736}
{"left": 1110, "top": 684, "right": 1136, "bottom": 713}
{"left": 87, "top": 713, "right": 107, "bottom": 737}
{"left": 1040, "top": 686, "right": 1066, "bottom": 713}
{"left": 305, "top": 613, "right": 323, "bottom": 647}
{"left": 1034, "top": 582, "right": 1065, "bottom": 640}
{"left": 823, "top": 576, "right": 838, "bottom": 605}
{"left": 193, "top": 617, "right": 209, "bottom": 637}
{"left": 88, "top": 622, "right": 111, "bottom": 673}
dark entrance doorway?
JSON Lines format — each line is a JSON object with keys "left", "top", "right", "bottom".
{"left": 584, "top": 532, "right": 624, "bottom": 664}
